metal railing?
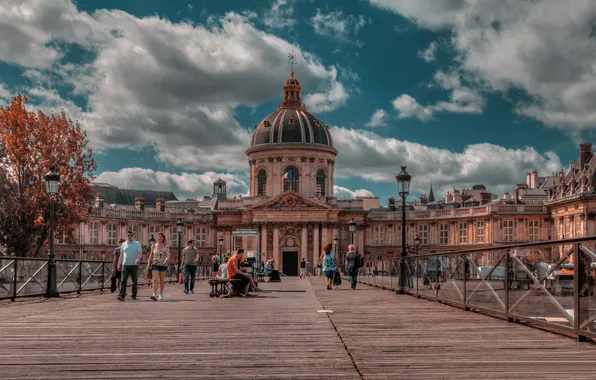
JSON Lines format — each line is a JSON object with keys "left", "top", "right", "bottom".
{"left": 0, "top": 256, "right": 212, "bottom": 301}
{"left": 355, "top": 236, "right": 596, "bottom": 342}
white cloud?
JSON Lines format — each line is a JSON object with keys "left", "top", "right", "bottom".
{"left": 392, "top": 94, "right": 433, "bottom": 121}
{"left": 365, "top": 109, "right": 389, "bottom": 127}
{"left": 330, "top": 126, "right": 562, "bottom": 195}
{"left": 95, "top": 168, "right": 248, "bottom": 199}
{"left": 0, "top": 2, "right": 350, "bottom": 172}
{"left": 310, "top": 9, "right": 368, "bottom": 46}
{"left": 418, "top": 41, "right": 438, "bottom": 62}
{"left": 369, "top": 0, "right": 596, "bottom": 131}
{"left": 334, "top": 185, "right": 374, "bottom": 199}
{"left": 263, "top": 0, "right": 297, "bottom": 30}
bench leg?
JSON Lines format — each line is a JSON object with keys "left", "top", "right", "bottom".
{"left": 209, "top": 282, "right": 217, "bottom": 297}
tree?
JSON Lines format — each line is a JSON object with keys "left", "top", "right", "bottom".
{"left": 0, "top": 95, "right": 96, "bottom": 257}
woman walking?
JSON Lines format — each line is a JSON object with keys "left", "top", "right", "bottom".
{"left": 319, "top": 243, "right": 336, "bottom": 290}
{"left": 147, "top": 232, "right": 169, "bottom": 301}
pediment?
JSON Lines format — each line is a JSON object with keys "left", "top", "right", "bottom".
{"left": 249, "top": 191, "right": 334, "bottom": 211}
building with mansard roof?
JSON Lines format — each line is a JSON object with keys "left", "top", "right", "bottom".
{"left": 55, "top": 73, "right": 596, "bottom": 274}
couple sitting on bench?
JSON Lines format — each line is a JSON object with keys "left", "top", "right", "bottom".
{"left": 263, "top": 258, "right": 281, "bottom": 282}
{"left": 218, "top": 248, "right": 260, "bottom": 296}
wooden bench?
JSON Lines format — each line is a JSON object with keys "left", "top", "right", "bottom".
{"left": 208, "top": 278, "right": 243, "bottom": 297}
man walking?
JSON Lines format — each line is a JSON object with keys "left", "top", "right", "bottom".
{"left": 345, "top": 245, "right": 362, "bottom": 290}
{"left": 182, "top": 240, "right": 199, "bottom": 294}
{"left": 300, "top": 258, "right": 307, "bottom": 279}
{"left": 117, "top": 231, "right": 143, "bottom": 301}
{"left": 111, "top": 239, "right": 125, "bottom": 291}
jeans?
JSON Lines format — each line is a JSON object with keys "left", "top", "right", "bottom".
{"left": 118, "top": 265, "right": 138, "bottom": 299}
{"left": 348, "top": 268, "right": 359, "bottom": 285}
{"left": 184, "top": 265, "right": 197, "bottom": 291}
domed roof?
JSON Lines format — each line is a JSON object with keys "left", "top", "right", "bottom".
{"left": 249, "top": 72, "right": 333, "bottom": 149}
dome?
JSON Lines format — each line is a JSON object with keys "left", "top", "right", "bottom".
{"left": 249, "top": 72, "right": 334, "bottom": 149}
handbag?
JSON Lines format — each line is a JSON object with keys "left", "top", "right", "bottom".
{"left": 146, "top": 267, "right": 153, "bottom": 280}
{"left": 178, "top": 271, "right": 184, "bottom": 284}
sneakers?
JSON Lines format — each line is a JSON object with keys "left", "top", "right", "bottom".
{"left": 158, "top": 294, "right": 164, "bottom": 301}
{"left": 190, "top": 290, "right": 194, "bottom": 294}
{"left": 151, "top": 294, "right": 157, "bottom": 301}
{"left": 183, "top": 289, "right": 188, "bottom": 294}
{"left": 117, "top": 296, "right": 124, "bottom": 301}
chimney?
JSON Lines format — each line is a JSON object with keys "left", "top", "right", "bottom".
{"left": 580, "top": 141, "right": 592, "bottom": 170}
{"left": 135, "top": 196, "right": 145, "bottom": 211}
{"left": 503, "top": 192, "right": 510, "bottom": 200}
{"left": 530, "top": 170, "right": 538, "bottom": 188}
{"left": 155, "top": 197, "right": 165, "bottom": 212}
{"left": 513, "top": 189, "right": 520, "bottom": 203}
{"left": 387, "top": 197, "right": 396, "bottom": 210}
{"left": 94, "top": 193, "right": 104, "bottom": 208}
{"left": 526, "top": 172, "right": 531, "bottom": 187}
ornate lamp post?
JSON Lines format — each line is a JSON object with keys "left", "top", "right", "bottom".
{"left": 44, "top": 166, "right": 60, "bottom": 298}
{"left": 176, "top": 219, "right": 184, "bottom": 276}
{"left": 396, "top": 166, "right": 411, "bottom": 294}
{"left": 218, "top": 236, "right": 224, "bottom": 258}
{"left": 149, "top": 234, "right": 156, "bottom": 250}
{"left": 349, "top": 218, "right": 357, "bottom": 245}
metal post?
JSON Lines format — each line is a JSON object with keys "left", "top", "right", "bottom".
{"left": 46, "top": 199, "right": 59, "bottom": 297}
{"left": 11, "top": 259, "right": 17, "bottom": 301}
{"left": 573, "top": 243, "right": 586, "bottom": 341}
{"left": 100, "top": 263, "right": 105, "bottom": 292}
{"left": 351, "top": 231, "right": 354, "bottom": 245}
{"left": 505, "top": 250, "right": 511, "bottom": 321}
{"left": 396, "top": 194, "right": 408, "bottom": 294}
{"left": 77, "top": 260, "right": 82, "bottom": 294}
{"left": 177, "top": 231, "right": 182, "bottom": 277}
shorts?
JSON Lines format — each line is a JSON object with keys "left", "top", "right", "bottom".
{"left": 114, "top": 270, "right": 122, "bottom": 279}
{"left": 324, "top": 270, "right": 336, "bottom": 279}
{"left": 300, "top": 268, "right": 307, "bottom": 275}
{"left": 151, "top": 265, "right": 167, "bottom": 272}
{"left": 213, "top": 263, "right": 220, "bottom": 272}
{"left": 232, "top": 273, "right": 250, "bottom": 289}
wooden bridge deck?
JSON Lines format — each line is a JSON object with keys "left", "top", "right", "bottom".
{"left": 0, "top": 278, "right": 595, "bottom": 379}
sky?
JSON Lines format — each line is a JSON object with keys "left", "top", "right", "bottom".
{"left": 1, "top": 0, "right": 596, "bottom": 203}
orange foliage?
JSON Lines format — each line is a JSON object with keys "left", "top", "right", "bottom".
{"left": 0, "top": 94, "right": 96, "bottom": 256}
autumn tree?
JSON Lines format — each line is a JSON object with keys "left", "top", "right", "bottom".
{"left": 0, "top": 95, "right": 96, "bottom": 257}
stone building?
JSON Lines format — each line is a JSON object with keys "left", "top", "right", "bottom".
{"left": 55, "top": 73, "right": 596, "bottom": 275}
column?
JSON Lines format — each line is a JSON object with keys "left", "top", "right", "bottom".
{"left": 273, "top": 224, "right": 280, "bottom": 268}
{"left": 225, "top": 229, "right": 232, "bottom": 255}
{"left": 357, "top": 227, "right": 365, "bottom": 254}
{"left": 301, "top": 225, "right": 308, "bottom": 260}
{"left": 321, "top": 224, "right": 329, "bottom": 249}
{"left": 313, "top": 224, "right": 320, "bottom": 270}
{"left": 260, "top": 224, "right": 268, "bottom": 260}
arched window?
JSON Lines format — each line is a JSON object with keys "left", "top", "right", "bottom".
{"left": 316, "top": 169, "right": 326, "bottom": 197}
{"left": 283, "top": 166, "right": 299, "bottom": 192}
{"left": 257, "top": 169, "right": 267, "bottom": 196}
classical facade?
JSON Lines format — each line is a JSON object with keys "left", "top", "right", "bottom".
{"left": 55, "top": 72, "right": 596, "bottom": 275}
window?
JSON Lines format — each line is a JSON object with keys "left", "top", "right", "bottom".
{"left": 89, "top": 222, "right": 98, "bottom": 244}
{"left": 503, "top": 220, "right": 514, "bottom": 242}
{"left": 57, "top": 232, "right": 69, "bottom": 244}
{"left": 476, "top": 221, "right": 485, "bottom": 243}
{"left": 564, "top": 217, "right": 570, "bottom": 238}
{"left": 315, "top": 169, "right": 326, "bottom": 197}
{"left": 439, "top": 223, "right": 449, "bottom": 244}
{"left": 575, "top": 216, "right": 582, "bottom": 238}
{"left": 458, "top": 222, "right": 467, "bottom": 244}
{"left": 373, "top": 225, "right": 385, "bottom": 245}
{"left": 108, "top": 223, "right": 117, "bottom": 246}
{"left": 418, "top": 224, "right": 428, "bottom": 245}
{"left": 395, "top": 225, "right": 402, "bottom": 244}
{"left": 283, "top": 166, "right": 299, "bottom": 192}
{"left": 195, "top": 227, "right": 208, "bottom": 247}
{"left": 148, "top": 226, "right": 161, "bottom": 240}
{"left": 128, "top": 224, "right": 138, "bottom": 240}
{"left": 257, "top": 169, "right": 267, "bottom": 196}
{"left": 171, "top": 227, "right": 183, "bottom": 247}
{"left": 528, "top": 220, "right": 539, "bottom": 241}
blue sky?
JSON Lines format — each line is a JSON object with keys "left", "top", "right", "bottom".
{"left": 1, "top": 0, "right": 595, "bottom": 203}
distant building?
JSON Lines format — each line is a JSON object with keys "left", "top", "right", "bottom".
{"left": 55, "top": 74, "right": 594, "bottom": 274}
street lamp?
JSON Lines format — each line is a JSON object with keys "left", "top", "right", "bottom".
{"left": 349, "top": 218, "right": 357, "bottom": 245}
{"left": 333, "top": 235, "right": 340, "bottom": 272}
{"left": 149, "top": 234, "right": 156, "bottom": 248}
{"left": 396, "top": 165, "right": 411, "bottom": 294}
{"left": 176, "top": 219, "right": 184, "bottom": 276}
{"left": 218, "top": 236, "right": 224, "bottom": 258}
{"left": 44, "top": 166, "right": 60, "bottom": 298}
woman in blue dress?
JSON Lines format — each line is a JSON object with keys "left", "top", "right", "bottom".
{"left": 319, "top": 243, "right": 336, "bottom": 290}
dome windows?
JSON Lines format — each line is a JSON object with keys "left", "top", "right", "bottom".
{"left": 283, "top": 166, "right": 299, "bottom": 192}
{"left": 288, "top": 117, "right": 295, "bottom": 126}
{"left": 257, "top": 169, "right": 267, "bottom": 196}
{"left": 316, "top": 169, "right": 326, "bottom": 197}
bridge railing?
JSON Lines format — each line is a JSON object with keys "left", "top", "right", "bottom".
{"left": 356, "top": 236, "right": 596, "bottom": 342}
{"left": 0, "top": 256, "right": 212, "bottom": 301}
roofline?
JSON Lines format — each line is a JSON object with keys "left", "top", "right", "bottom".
{"left": 246, "top": 143, "right": 338, "bottom": 155}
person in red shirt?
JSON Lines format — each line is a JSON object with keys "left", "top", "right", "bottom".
{"left": 227, "top": 248, "right": 260, "bottom": 296}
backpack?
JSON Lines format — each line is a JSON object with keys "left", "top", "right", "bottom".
{"left": 212, "top": 256, "right": 218, "bottom": 264}
{"left": 356, "top": 253, "right": 364, "bottom": 269}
